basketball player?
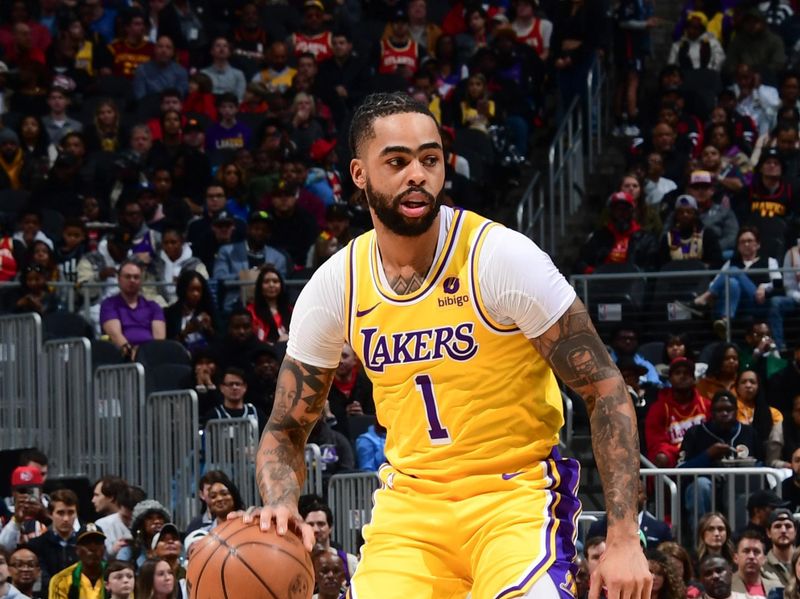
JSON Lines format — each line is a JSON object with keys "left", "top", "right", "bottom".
{"left": 245, "top": 93, "right": 651, "bottom": 599}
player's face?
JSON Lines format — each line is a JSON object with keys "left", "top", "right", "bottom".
{"left": 352, "top": 112, "right": 445, "bottom": 237}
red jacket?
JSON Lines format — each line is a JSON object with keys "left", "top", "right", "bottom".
{"left": 645, "top": 388, "right": 710, "bottom": 466}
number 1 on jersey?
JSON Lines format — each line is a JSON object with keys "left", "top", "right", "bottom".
{"left": 414, "top": 374, "right": 451, "bottom": 445}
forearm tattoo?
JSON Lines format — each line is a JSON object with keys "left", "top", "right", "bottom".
{"left": 531, "top": 299, "right": 640, "bottom": 527}
{"left": 256, "top": 357, "right": 335, "bottom": 507}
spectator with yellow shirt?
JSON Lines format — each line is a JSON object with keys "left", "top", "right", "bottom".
{"left": 47, "top": 524, "right": 106, "bottom": 599}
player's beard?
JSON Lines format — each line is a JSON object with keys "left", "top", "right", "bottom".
{"left": 365, "top": 178, "right": 443, "bottom": 237}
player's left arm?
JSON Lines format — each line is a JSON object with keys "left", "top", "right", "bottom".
{"left": 530, "top": 297, "right": 652, "bottom": 599}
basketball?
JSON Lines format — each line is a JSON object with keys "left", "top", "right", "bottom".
{"left": 186, "top": 516, "right": 314, "bottom": 599}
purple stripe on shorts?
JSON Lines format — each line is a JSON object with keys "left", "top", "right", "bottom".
{"left": 495, "top": 449, "right": 582, "bottom": 599}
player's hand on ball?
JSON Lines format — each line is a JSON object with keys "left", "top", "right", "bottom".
{"left": 590, "top": 539, "right": 652, "bottom": 599}
{"left": 228, "top": 506, "right": 316, "bottom": 552}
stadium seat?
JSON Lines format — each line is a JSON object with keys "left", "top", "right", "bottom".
{"left": 136, "top": 339, "right": 191, "bottom": 369}
{"left": 91, "top": 339, "right": 126, "bottom": 368}
{"left": 146, "top": 363, "right": 193, "bottom": 395}
{"left": 698, "top": 341, "right": 722, "bottom": 365}
{"left": 453, "top": 128, "right": 495, "bottom": 187}
{"left": 42, "top": 312, "right": 94, "bottom": 341}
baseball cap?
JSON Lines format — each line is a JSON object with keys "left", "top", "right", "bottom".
{"left": 151, "top": 522, "right": 180, "bottom": 550}
{"left": 758, "top": 147, "right": 784, "bottom": 169}
{"left": 668, "top": 356, "right": 695, "bottom": 375}
{"left": 183, "top": 118, "right": 203, "bottom": 134}
{"left": 304, "top": 0, "right": 325, "bottom": 10}
{"left": 272, "top": 179, "right": 299, "bottom": 197}
{"left": 310, "top": 138, "right": 337, "bottom": 163}
{"left": 392, "top": 6, "right": 409, "bottom": 21}
{"left": 747, "top": 489, "right": 790, "bottom": 511}
{"left": 689, "top": 170, "right": 713, "bottom": 186}
{"left": 616, "top": 355, "right": 648, "bottom": 377}
{"left": 11, "top": 466, "right": 44, "bottom": 489}
{"left": 0, "top": 128, "right": 19, "bottom": 146}
{"left": 608, "top": 191, "right": 635, "bottom": 207}
{"left": 77, "top": 522, "right": 106, "bottom": 544}
{"left": 248, "top": 210, "right": 272, "bottom": 224}
{"left": 768, "top": 507, "right": 794, "bottom": 526}
{"left": 211, "top": 210, "right": 235, "bottom": 225}
{"left": 674, "top": 194, "right": 698, "bottom": 210}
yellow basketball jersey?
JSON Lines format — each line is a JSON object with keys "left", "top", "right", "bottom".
{"left": 344, "top": 209, "right": 564, "bottom": 482}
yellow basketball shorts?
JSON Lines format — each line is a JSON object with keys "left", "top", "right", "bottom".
{"left": 347, "top": 448, "right": 581, "bottom": 599}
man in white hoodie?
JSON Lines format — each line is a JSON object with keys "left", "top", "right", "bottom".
{"left": 154, "top": 224, "right": 208, "bottom": 304}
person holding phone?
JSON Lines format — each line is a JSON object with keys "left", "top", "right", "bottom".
{"left": 0, "top": 467, "right": 48, "bottom": 551}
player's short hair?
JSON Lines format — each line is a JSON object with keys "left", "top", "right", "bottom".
{"left": 348, "top": 92, "right": 437, "bottom": 158}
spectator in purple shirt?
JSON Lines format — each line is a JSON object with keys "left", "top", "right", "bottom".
{"left": 205, "top": 93, "right": 252, "bottom": 166}
{"left": 100, "top": 259, "right": 166, "bottom": 360}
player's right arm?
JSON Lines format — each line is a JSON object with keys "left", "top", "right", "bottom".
{"left": 255, "top": 356, "right": 334, "bottom": 549}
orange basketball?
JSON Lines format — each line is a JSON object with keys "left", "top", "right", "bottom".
{"left": 186, "top": 517, "right": 314, "bottom": 599}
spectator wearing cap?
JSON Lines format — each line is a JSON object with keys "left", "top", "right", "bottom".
{"left": 201, "top": 37, "right": 246, "bottom": 101}
{"left": 246, "top": 343, "right": 280, "bottom": 415}
{"left": 266, "top": 155, "right": 326, "bottom": 228}
{"left": 187, "top": 184, "right": 246, "bottom": 268}
{"left": 658, "top": 194, "right": 722, "bottom": 268}
{"left": 308, "top": 204, "right": 361, "bottom": 269}
{"left": 213, "top": 209, "right": 288, "bottom": 313}
{"left": 667, "top": 11, "right": 725, "bottom": 72}
{"left": 268, "top": 180, "right": 320, "bottom": 267}
{"left": 307, "top": 138, "right": 343, "bottom": 206}
{"left": 290, "top": 0, "right": 334, "bottom": 63}
{"left": 132, "top": 35, "right": 189, "bottom": 99}
{"left": 0, "top": 128, "right": 25, "bottom": 190}
{"left": 25, "top": 489, "right": 80, "bottom": 591}
{"left": 117, "top": 500, "right": 170, "bottom": 568}
{"left": 723, "top": 9, "right": 785, "bottom": 83}
{"left": 150, "top": 523, "right": 184, "bottom": 580}
{"left": 0, "top": 468, "right": 47, "bottom": 552}
{"left": 736, "top": 489, "right": 791, "bottom": 543}
{"left": 679, "top": 390, "right": 758, "bottom": 532}
{"left": 41, "top": 86, "right": 82, "bottom": 147}
{"left": 205, "top": 93, "right": 252, "bottom": 167}
{"left": 745, "top": 147, "right": 795, "bottom": 225}
{"left": 380, "top": 7, "right": 424, "bottom": 79}
{"left": 645, "top": 356, "right": 710, "bottom": 467}
{"left": 47, "top": 523, "right": 106, "bottom": 599}
{"left": 100, "top": 258, "right": 166, "bottom": 360}
{"left": 681, "top": 169, "right": 740, "bottom": 255}
{"left": 575, "top": 191, "right": 657, "bottom": 274}
{"left": 108, "top": 9, "right": 155, "bottom": 80}
{"left": 763, "top": 508, "right": 795, "bottom": 586}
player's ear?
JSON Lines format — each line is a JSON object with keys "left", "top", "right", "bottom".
{"left": 350, "top": 158, "right": 366, "bottom": 190}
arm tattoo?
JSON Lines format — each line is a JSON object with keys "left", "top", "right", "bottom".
{"left": 388, "top": 271, "right": 426, "bottom": 295}
{"left": 256, "top": 357, "right": 335, "bottom": 508}
{"left": 530, "top": 299, "right": 640, "bottom": 529}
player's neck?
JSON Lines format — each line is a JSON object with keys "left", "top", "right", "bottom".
{"left": 374, "top": 215, "right": 440, "bottom": 284}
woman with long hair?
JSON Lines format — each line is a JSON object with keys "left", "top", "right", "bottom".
{"left": 647, "top": 549, "right": 686, "bottom": 599}
{"left": 85, "top": 99, "right": 126, "bottom": 153}
{"left": 16, "top": 114, "right": 51, "bottom": 161}
{"left": 784, "top": 548, "right": 800, "bottom": 599}
{"left": 136, "top": 558, "right": 178, "bottom": 599}
{"left": 657, "top": 541, "right": 699, "bottom": 594}
{"left": 695, "top": 511, "right": 735, "bottom": 566}
{"left": 205, "top": 475, "right": 245, "bottom": 529}
{"left": 696, "top": 342, "right": 739, "bottom": 401}
{"left": 150, "top": 109, "right": 184, "bottom": 167}
{"left": 215, "top": 161, "right": 249, "bottom": 221}
{"left": 736, "top": 368, "right": 785, "bottom": 466}
{"left": 164, "top": 270, "right": 218, "bottom": 352}
{"left": 782, "top": 394, "right": 800, "bottom": 463}
{"left": 246, "top": 265, "right": 292, "bottom": 343}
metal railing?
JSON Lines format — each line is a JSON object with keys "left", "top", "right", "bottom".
{"left": 570, "top": 266, "right": 800, "bottom": 343}
{"left": 327, "top": 472, "right": 381, "bottom": 556}
{"left": 205, "top": 418, "right": 260, "bottom": 506}
{"left": 0, "top": 314, "right": 43, "bottom": 450}
{"left": 303, "top": 443, "right": 324, "bottom": 498}
{"left": 516, "top": 57, "right": 607, "bottom": 255}
{"left": 144, "top": 390, "right": 201, "bottom": 530}
{"left": 640, "top": 467, "right": 787, "bottom": 546}
{"left": 92, "top": 363, "right": 146, "bottom": 485}
{"left": 41, "top": 337, "right": 92, "bottom": 477}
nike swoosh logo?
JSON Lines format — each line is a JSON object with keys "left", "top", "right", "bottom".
{"left": 355, "top": 302, "right": 381, "bottom": 317}
{"left": 501, "top": 472, "right": 524, "bottom": 480}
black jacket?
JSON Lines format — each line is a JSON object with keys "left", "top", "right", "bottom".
{"left": 27, "top": 530, "right": 78, "bottom": 591}
{"left": 679, "top": 421, "right": 761, "bottom": 466}
{"left": 575, "top": 223, "right": 657, "bottom": 274}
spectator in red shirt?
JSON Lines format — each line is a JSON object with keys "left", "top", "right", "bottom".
{"left": 0, "top": 1, "right": 51, "bottom": 56}
{"left": 245, "top": 265, "right": 291, "bottom": 344}
{"left": 645, "top": 357, "right": 711, "bottom": 467}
